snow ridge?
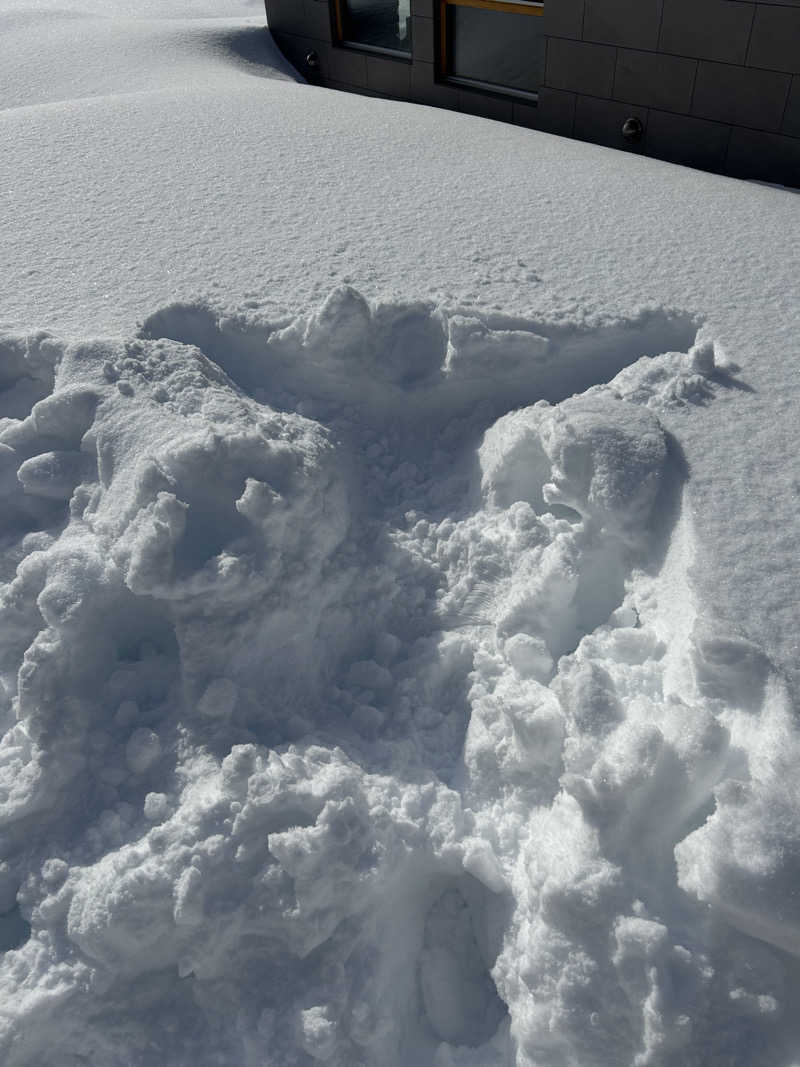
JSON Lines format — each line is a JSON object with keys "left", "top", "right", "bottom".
{"left": 0, "top": 290, "right": 794, "bottom": 1066}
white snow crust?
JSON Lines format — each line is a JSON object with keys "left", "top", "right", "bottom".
{"left": 1, "top": 2, "right": 800, "bottom": 1065}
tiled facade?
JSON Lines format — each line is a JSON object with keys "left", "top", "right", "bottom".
{"left": 264, "top": 0, "right": 800, "bottom": 187}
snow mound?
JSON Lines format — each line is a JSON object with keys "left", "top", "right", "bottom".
{"left": 0, "top": 291, "right": 796, "bottom": 1065}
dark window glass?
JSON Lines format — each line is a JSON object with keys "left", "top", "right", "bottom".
{"left": 449, "top": 4, "right": 544, "bottom": 94}
{"left": 341, "top": 0, "right": 412, "bottom": 53}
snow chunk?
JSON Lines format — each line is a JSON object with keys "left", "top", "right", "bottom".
{"left": 480, "top": 396, "right": 667, "bottom": 541}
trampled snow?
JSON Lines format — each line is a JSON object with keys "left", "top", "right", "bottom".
{"left": 1, "top": 2, "right": 800, "bottom": 1065}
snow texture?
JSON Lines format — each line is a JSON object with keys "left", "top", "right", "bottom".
{"left": 1, "top": 2, "right": 800, "bottom": 1065}
{"left": 0, "top": 294, "right": 796, "bottom": 1066}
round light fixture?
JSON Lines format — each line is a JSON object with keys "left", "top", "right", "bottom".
{"left": 622, "top": 117, "right": 644, "bottom": 143}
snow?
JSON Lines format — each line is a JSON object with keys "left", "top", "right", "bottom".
{"left": 1, "top": 1, "right": 800, "bottom": 1064}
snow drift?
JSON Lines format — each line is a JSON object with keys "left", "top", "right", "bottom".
{"left": 0, "top": 289, "right": 796, "bottom": 1065}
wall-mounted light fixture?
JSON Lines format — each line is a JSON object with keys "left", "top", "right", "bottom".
{"left": 622, "top": 117, "right": 644, "bottom": 143}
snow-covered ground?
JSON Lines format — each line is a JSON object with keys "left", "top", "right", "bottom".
{"left": 1, "top": 2, "right": 800, "bottom": 1064}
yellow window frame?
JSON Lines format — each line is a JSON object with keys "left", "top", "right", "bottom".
{"left": 333, "top": 0, "right": 344, "bottom": 42}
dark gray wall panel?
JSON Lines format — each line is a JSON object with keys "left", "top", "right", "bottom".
{"left": 727, "top": 126, "right": 800, "bottom": 183}
{"left": 583, "top": 0, "right": 662, "bottom": 50}
{"left": 545, "top": 37, "right": 616, "bottom": 96}
{"left": 267, "top": 0, "right": 312, "bottom": 36}
{"left": 747, "top": 4, "right": 800, "bottom": 73}
{"left": 366, "top": 53, "right": 412, "bottom": 94}
{"left": 512, "top": 99, "right": 541, "bottom": 129}
{"left": 645, "top": 109, "right": 731, "bottom": 170}
{"left": 613, "top": 48, "right": 697, "bottom": 111}
{"left": 459, "top": 89, "right": 514, "bottom": 121}
{"left": 536, "top": 86, "right": 578, "bottom": 134}
{"left": 660, "top": 0, "right": 755, "bottom": 64}
{"left": 510, "top": 88, "right": 577, "bottom": 135}
{"left": 304, "top": 0, "right": 333, "bottom": 41}
{"left": 411, "top": 14, "right": 434, "bottom": 63}
{"left": 783, "top": 75, "right": 800, "bottom": 135}
{"left": 693, "top": 60, "right": 791, "bottom": 129}
{"left": 329, "top": 44, "right": 369, "bottom": 86}
{"left": 411, "top": 59, "right": 460, "bottom": 106}
{"left": 541, "top": 0, "right": 585, "bottom": 40}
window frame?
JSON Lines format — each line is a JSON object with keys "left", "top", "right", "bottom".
{"left": 438, "top": 0, "right": 545, "bottom": 100}
{"left": 332, "top": 0, "right": 414, "bottom": 59}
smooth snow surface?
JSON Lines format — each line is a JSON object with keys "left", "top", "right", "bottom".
{"left": 2, "top": 3, "right": 800, "bottom": 1065}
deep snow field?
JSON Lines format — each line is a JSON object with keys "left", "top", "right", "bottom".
{"left": 1, "top": 2, "right": 800, "bottom": 1065}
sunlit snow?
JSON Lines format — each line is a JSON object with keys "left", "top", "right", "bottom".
{"left": 1, "top": 2, "right": 799, "bottom": 1065}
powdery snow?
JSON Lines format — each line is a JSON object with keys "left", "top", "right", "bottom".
{"left": 1, "top": 3, "right": 800, "bottom": 1065}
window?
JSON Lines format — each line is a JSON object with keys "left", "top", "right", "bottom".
{"left": 440, "top": 0, "right": 544, "bottom": 98}
{"left": 334, "top": 0, "right": 412, "bottom": 56}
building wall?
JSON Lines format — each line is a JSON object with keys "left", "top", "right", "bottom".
{"left": 264, "top": 0, "right": 800, "bottom": 187}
